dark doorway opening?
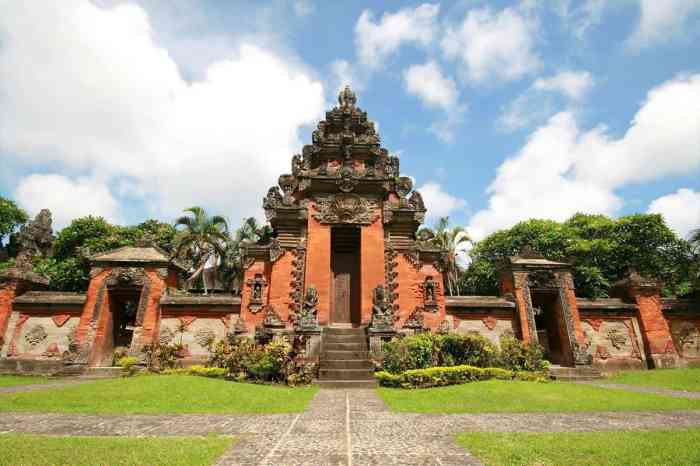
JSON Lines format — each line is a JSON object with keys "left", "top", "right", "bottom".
{"left": 532, "top": 291, "right": 569, "bottom": 365}
{"left": 331, "top": 227, "right": 361, "bottom": 326}
{"left": 110, "top": 290, "right": 140, "bottom": 349}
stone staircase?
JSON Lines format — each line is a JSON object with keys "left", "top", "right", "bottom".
{"left": 317, "top": 327, "right": 376, "bottom": 389}
{"left": 549, "top": 365, "right": 603, "bottom": 381}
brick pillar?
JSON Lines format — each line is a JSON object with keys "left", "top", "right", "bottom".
{"left": 0, "top": 269, "right": 47, "bottom": 352}
{"left": 614, "top": 271, "right": 679, "bottom": 368}
{"left": 305, "top": 213, "right": 331, "bottom": 326}
{"left": 360, "top": 218, "right": 385, "bottom": 325}
{"left": 0, "top": 279, "right": 21, "bottom": 349}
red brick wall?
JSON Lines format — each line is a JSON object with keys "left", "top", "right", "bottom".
{"left": 305, "top": 210, "right": 331, "bottom": 325}
{"left": 268, "top": 252, "right": 295, "bottom": 323}
{"left": 142, "top": 268, "right": 167, "bottom": 345}
{"left": 76, "top": 268, "right": 111, "bottom": 346}
{"left": 360, "top": 214, "right": 385, "bottom": 325}
{"left": 513, "top": 287, "right": 532, "bottom": 343}
{"left": 636, "top": 292, "right": 676, "bottom": 357}
{"left": 0, "top": 280, "right": 23, "bottom": 347}
{"left": 240, "top": 260, "right": 270, "bottom": 330}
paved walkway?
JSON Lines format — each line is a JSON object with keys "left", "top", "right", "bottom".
{"left": 580, "top": 381, "right": 700, "bottom": 399}
{"left": 5, "top": 388, "right": 700, "bottom": 465}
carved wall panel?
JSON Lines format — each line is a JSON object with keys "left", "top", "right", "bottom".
{"left": 159, "top": 317, "right": 226, "bottom": 357}
{"left": 14, "top": 316, "right": 79, "bottom": 357}
{"left": 313, "top": 194, "right": 380, "bottom": 225}
{"left": 581, "top": 318, "right": 643, "bottom": 361}
{"left": 670, "top": 320, "right": 700, "bottom": 359}
{"left": 453, "top": 317, "right": 517, "bottom": 347}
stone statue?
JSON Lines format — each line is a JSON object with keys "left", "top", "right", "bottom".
{"left": 14, "top": 209, "right": 53, "bottom": 269}
{"left": 370, "top": 284, "right": 395, "bottom": 331}
{"left": 298, "top": 286, "right": 320, "bottom": 330}
{"left": 424, "top": 276, "right": 436, "bottom": 304}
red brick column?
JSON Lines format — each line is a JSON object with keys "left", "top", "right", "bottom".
{"left": 305, "top": 212, "right": 331, "bottom": 325}
{"left": 140, "top": 268, "right": 167, "bottom": 345}
{"left": 268, "top": 252, "right": 295, "bottom": 323}
{"left": 0, "top": 279, "right": 21, "bottom": 348}
{"left": 614, "top": 271, "right": 679, "bottom": 368}
{"left": 360, "top": 216, "right": 385, "bottom": 325}
{"left": 240, "top": 260, "right": 269, "bottom": 332}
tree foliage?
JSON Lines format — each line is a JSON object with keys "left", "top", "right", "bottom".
{"left": 0, "top": 196, "right": 28, "bottom": 244}
{"left": 461, "top": 213, "right": 693, "bottom": 298}
{"left": 418, "top": 217, "right": 470, "bottom": 295}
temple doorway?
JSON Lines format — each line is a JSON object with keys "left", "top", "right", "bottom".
{"left": 331, "top": 227, "right": 361, "bottom": 326}
{"left": 110, "top": 290, "right": 140, "bottom": 350}
{"left": 532, "top": 291, "right": 569, "bottom": 365}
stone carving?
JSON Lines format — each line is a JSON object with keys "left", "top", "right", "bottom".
{"left": 527, "top": 270, "right": 557, "bottom": 289}
{"left": 263, "top": 305, "right": 285, "bottom": 328}
{"left": 403, "top": 307, "right": 425, "bottom": 330}
{"left": 336, "top": 164, "right": 358, "bottom": 193}
{"left": 403, "top": 247, "right": 421, "bottom": 271}
{"left": 313, "top": 194, "right": 379, "bottom": 225}
{"left": 13, "top": 209, "right": 53, "bottom": 269}
{"left": 106, "top": 267, "right": 146, "bottom": 288}
{"left": 438, "top": 318, "right": 453, "bottom": 334}
{"left": 408, "top": 191, "right": 426, "bottom": 211}
{"left": 606, "top": 328, "right": 627, "bottom": 350}
{"left": 268, "top": 238, "right": 284, "bottom": 263}
{"left": 395, "top": 176, "right": 413, "bottom": 198}
{"left": 370, "top": 285, "right": 396, "bottom": 332}
{"left": 278, "top": 174, "right": 298, "bottom": 205}
{"left": 246, "top": 274, "right": 267, "bottom": 313}
{"left": 297, "top": 286, "right": 320, "bottom": 330}
{"left": 338, "top": 85, "right": 357, "bottom": 109}
{"left": 384, "top": 242, "right": 399, "bottom": 311}
{"left": 194, "top": 328, "right": 216, "bottom": 347}
{"left": 482, "top": 316, "right": 498, "bottom": 331}
{"left": 159, "top": 326, "right": 175, "bottom": 346}
{"left": 674, "top": 321, "right": 700, "bottom": 356}
{"left": 422, "top": 276, "right": 438, "bottom": 311}
{"left": 25, "top": 324, "right": 48, "bottom": 348}
{"left": 135, "top": 279, "right": 150, "bottom": 326}
{"left": 263, "top": 186, "right": 283, "bottom": 220}
{"left": 289, "top": 242, "right": 307, "bottom": 317}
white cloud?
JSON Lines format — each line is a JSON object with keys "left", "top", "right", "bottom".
{"left": 292, "top": 0, "right": 314, "bottom": 18}
{"left": 533, "top": 70, "right": 594, "bottom": 101}
{"left": 403, "top": 61, "right": 459, "bottom": 111}
{"left": 471, "top": 73, "right": 700, "bottom": 240}
{"left": 14, "top": 174, "right": 122, "bottom": 229}
{"left": 441, "top": 6, "right": 540, "bottom": 84}
{"left": 553, "top": 0, "right": 608, "bottom": 39}
{"left": 628, "top": 0, "right": 700, "bottom": 49}
{"left": 647, "top": 188, "right": 700, "bottom": 239}
{"left": 0, "top": 1, "right": 324, "bottom": 225}
{"left": 416, "top": 182, "right": 468, "bottom": 221}
{"left": 355, "top": 3, "right": 439, "bottom": 68}
{"left": 499, "top": 70, "right": 593, "bottom": 132}
{"left": 330, "top": 59, "right": 365, "bottom": 92}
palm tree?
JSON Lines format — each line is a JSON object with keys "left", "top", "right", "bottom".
{"left": 418, "top": 217, "right": 471, "bottom": 296}
{"left": 691, "top": 228, "right": 700, "bottom": 295}
{"left": 173, "top": 207, "right": 229, "bottom": 295}
{"left": 219, "top": 217, "right": 274, "bottom": 294}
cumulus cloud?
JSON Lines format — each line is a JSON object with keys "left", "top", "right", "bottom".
{"left": 0, "top": 1, "right": 324, "bottom": 226}
{"left": 533, "top": 71, "right": 594, "bottom": 101}
{"left": 628, "top": 0, "right": 700, "bottom": 49}
{"left": 499, "top": 70, "right": 594, "bottom": 132}
{"left": 416, "top": 182, "right": 468, "bottom": 221}
{"left": 14, "top": 174, "right": 122, "bottom": 229}
{"left": 552, "top": 0, "right": 608, "bottom": 39}
{"left": 355, "top": 3, "right": 439, "bottom": 68}
{"left": 647, "top": 188, "right": 700, "bottom": 239}
{"left": 471, "top": 73, "right": 700, "bottom": 240}
{"left": 403, "top": 61, "right": 459, "bottom": 111}
{"left": 441, "top": 6, "right": 540, "bottom": 84}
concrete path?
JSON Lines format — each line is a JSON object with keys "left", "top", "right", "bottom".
{"left": 4, "top": 388, "right": 700, "bottom": 465}
{"left": 580, "top": 381, "right": 700, "bottom": 399}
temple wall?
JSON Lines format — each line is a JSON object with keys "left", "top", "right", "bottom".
{"left": 240, "top": 260, "right": 271, "bottom": 332}
{"left": 359, "top": 214, "right": 384, "bottom": 325}
{"left": 394, "top": 256, "right": 446, "bottom": 331}
{"left": 305, "top": 211, "right": 331, "bottom": 325}
{"left": 448, "top": 311, "right": 517, "bottom": 347}
{"left": 268, "top": 252, "right": 295, "bottom": 323}
{"left": 0, "top": 281, "right": 27, "bottom": 349}
{"left": 579, "top": 313, "right": 646, "bottom": 373}
{"left": 158, "top": 311, "right": 230, "bottom": 361}
{"left": 664, "top": 300, "right": 700, "bottom": 367}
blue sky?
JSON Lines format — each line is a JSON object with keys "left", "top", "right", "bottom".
{"left": 0, "top": 0, "right": 699, "bottom": 240}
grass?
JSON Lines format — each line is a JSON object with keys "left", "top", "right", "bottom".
{"left": 0, "top": 375, "right": 318, "bottom": 415}
{"left": 457, "top": 429, "right": 700, "bottom": 466}
{"left": 377, "top": 380, "right": 700, "bottom": 413}
{"left": 608, "top": 368, "right": 700, "bottom": 392}
{"left": 0, "top": 375, "right": 49, "bottom": 388}
{"left": 0, "top": 434, "right": 234, "bottom": 466}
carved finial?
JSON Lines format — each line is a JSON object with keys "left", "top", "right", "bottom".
{"left": 338, "top": 85, "right": 357, "bottom": 109}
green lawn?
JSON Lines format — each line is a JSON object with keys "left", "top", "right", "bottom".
{"left": 457, "top": 429, "right": 700, "bottom": 466}
{"left": 0, "top": 375, "right": 49, "bottom": 388}
{"left": 608, "top": 368, "right": 700, "bottom": 392}
{"left": 0, "top": 375, "right": 317, "bottom": 415}
{"left": 377, "top": 380, "right": 700, "bottom": 413}
{"left": 0, "top": 434, "right": 234, "bottom": 466}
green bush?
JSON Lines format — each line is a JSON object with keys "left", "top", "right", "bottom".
{"left": 437, "top": 333, "right": 498, "bottom": 367}
{"left": 375, "top": 365, "right": 548, "bottom": 389}
{"left": 187, "top": 365, "right": 227, "bottom": 378}
{"left": 498, "top": 336, "right": 549, "bottom": 372}
{"left": 382, "top": 333, "right": 439, "bottom": 373}
{"left": 117, "top": 356, "right": 139, "bottom": 376}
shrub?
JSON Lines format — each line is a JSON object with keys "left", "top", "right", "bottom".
{"left": 117, "top": 356, "right": 139, "bottom": 376}
{"left": 187, "top": 365, "right": 227, "bottom": 378}
{"left": 437, "top": 333, "right": 498, "bottom": 368}
{"left": 375, "top": 365, "right": 548, "bottom": 389}
{"left": 498, "top": 336, "right": 549, "bottom": 372}
{"left": 141, "top": 343, "right": 182, "bottom": 372}
{"left": 382, "top": 333, "right": 439, "bottom": 373}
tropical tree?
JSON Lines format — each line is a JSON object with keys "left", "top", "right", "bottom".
{"left": 418, "top": 216, "right": 471, "bottom": 296}
{"left": 690, "top": 228, "right": 700, "bottom": 295}
{"left": 219, "top": 217, "right": 274, "bottom": 294}
{"left": 173, "top": 207, "right": 229, "bottom": 294}
{"left": 0, "top": 196, "right": 28, "bottom": 245}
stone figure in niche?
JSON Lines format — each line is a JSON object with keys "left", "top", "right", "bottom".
{"left": 298, "top": 286, "right": 320, "bottom": 330}
{"left": 247, "top": 274, "right": 267, "bottom": 313}
{"left": 423, "top": 276, "right": 438, "bottom": 311}
{"left": 370, "top": 285, "right": 395, "bottom": 331}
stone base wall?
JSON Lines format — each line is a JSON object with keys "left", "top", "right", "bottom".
{"left": 158, "top": 310, "right": 233, "bottom": 360}
{"left": 447, "top": 312, "right": 517, "bottom": 347}
{"left": 667, "top": 315, "right": 700, "bottom": 367}
{"left": 579, "top": 314, "right": 646, "bottom": 373}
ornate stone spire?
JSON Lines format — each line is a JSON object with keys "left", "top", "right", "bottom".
{"left": 338, "top": 85, "right": 357, "bottom": 109}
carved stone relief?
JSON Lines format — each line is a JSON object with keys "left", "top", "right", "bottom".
{"left": 313, "top": 194, "right": 379, "bottom": 225}
{"left": 24, "top": 324, "right": 47, "bottom": 348}
{"left": 369, "top": 285, "right": 396, "bottom": 332}
{"left": 670, "top": 320, "right": 700, "bottom": 358}
{"left": 422, "top": 276, "right": 439, "bottom": 312}
{"left": 297, "top": 286, "right": 320, "bottom": 331}
{"left": 106, "top": 267, "right": 146, "bottom": 288}
{"left": 403, "top": 307, "right": 425, "bottom": 330}
{"left": 246, "top": 274, "right": 267, "bottom": 313}
{"left": 289, "top": 242, "right": 306, "bottom": 318}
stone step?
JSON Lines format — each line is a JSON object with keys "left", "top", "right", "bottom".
{"left": 321, "top": 359, "right": 374, "bottom": 370}
{"left": 322, "top": 350, "right": 369, "bottom": 360}
{"left": 323, "top": 327, "right": 366, "bottom": 335}
{"left": 323, "top": 334, "right": 367, "bottom": 343}
{"left": 323, "top": 342, "right": 367, "bottom": 351}
{"left": 318, "top": 369, "right": 374, "bottom": 380}
{"left": 316, "top": 379, "right": 378, "bottom": 389}
{"left": 81, "top": 367, "right": 122, "bottom": 378}
{"left": 549, "top": 366, "right": 603, "bottom": 381}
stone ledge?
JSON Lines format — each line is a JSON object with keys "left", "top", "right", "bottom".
{"left": 13, "top": 291, "right": 86, "bottom": 306}
{"left": 576, "top": 298, "right": 638, "bottom": 311}
{"left": 160, "top": 294, "right": 241, "bottom": 306}
{"left": 445, "top": 296, "right": 515, "bottom": 309}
